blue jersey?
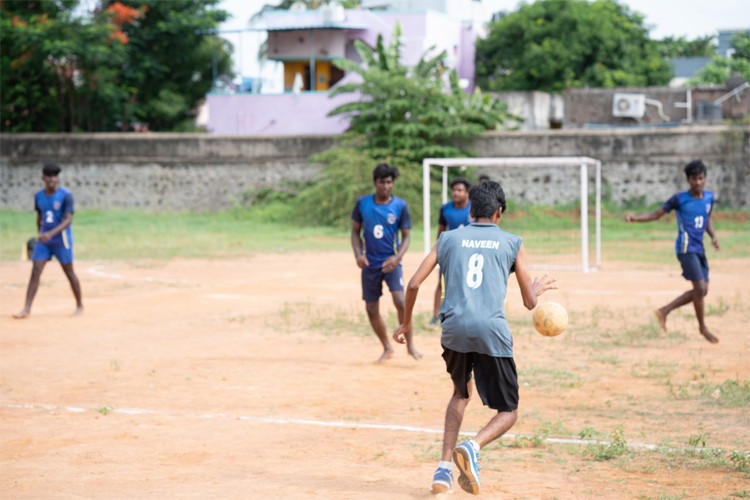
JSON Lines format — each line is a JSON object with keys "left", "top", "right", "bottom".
{"left": 34, "top": 187, "right": 74, "bottom": 245}
{"left": 352, "top": 194, "right": 411, "bottom": 269}
{"left": 438, "top": 201, "right": 472, "bottom": 230}
{"left": 662, "top": 190, "right": 714, "bottom": 255}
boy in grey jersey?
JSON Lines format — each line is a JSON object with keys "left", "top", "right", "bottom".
{"left": 393, "top": 182, "right": 555, "bottom": 495}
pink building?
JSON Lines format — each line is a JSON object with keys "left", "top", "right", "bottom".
{"left": 207, "top": 3, "right": 483, "bottom": 135}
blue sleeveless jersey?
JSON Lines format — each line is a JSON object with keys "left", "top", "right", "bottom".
{"left": 438, "top": 201, "right": 472, "bottom": 230}
{"left": 662, "top": 190, "right": 714, "bottom": 255}
{"left": 437, "top": 223, "right": 522, "bottom": 357}
{"left": 34, "top": 187, "right": 74, "bottom": 245}
{"left": 352, "top": 194, "right": 411, "bottom": 269}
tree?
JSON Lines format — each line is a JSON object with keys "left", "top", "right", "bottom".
{"left": 656, "top": 35, "right": 716, "bottom": 59}
{"left": 690, "top": 33, "right": 750, "bottom": 85}
{"left": 293, "top": 26, "right": 512, "bottom": 227}
{"left": 475, "top": 0, "right": 672, "bottom": 92}
{"left": 0, "top": 0, "right": 232, "bottom": 132}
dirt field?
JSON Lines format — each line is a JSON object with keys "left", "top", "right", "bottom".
{"left": 1, "top": 251, "right": 749, "bottom": 499}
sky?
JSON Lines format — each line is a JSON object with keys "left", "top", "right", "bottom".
{"left": 217, "top": 0, "right": 749, "bottom": 81}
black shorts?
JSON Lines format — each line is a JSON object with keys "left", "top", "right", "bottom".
{"left": 677, "top": 253, "right": 709, "bottom": 282}
{"left": 442, "top": 346, "right": 519, "bottom": 412}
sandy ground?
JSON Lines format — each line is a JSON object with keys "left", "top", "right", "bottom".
{"left": 1, "top": 251, "right": 749, "bottom": 499}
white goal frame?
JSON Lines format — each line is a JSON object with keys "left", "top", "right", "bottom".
{"left": 422, "top": 157, "right": 602, "bottom": 273}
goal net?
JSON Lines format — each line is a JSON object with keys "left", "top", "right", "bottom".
{"left": 422, "top": 157, "right": 602, "bottom": 273}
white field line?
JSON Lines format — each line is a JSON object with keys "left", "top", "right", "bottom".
{"left": 3, "top": 403, "right": 747, "bottom": 455}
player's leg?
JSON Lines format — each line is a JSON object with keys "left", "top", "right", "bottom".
{"left": 432, "top": 347, "right": 473, "bottom": 494}
{"left": 386, "top": 266, "right": 422, "bottom": 359}
{"left": 362, "top": 268, "right": 394, "bottom": 362}
{"left": 55, "top": 238, "right": 83, "bottom": 316}
{"left": 656, "top": 253, "right": 707, "bottom": 333}
{"left": 454, "top": 355, "right": 519, "bottom": 495}
{"left": 691, "top": 254, "right": 717, "bottom": 343}
{"left": 14, "top": 259, "right": 47, "bottom": 318}
{"left": 60, "top": 263, "right": 83, "bottom": 315}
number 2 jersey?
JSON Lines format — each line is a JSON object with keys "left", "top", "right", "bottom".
{"left": 437, "top": 223, "right": 522, "bottom": 357}
{"left": 34, "top": 187, "right": 74, "bottom": 246}
{"left": 661, "top": 190, "right": 714, "bottom": 255}
{"left": 351, "top": 194, "right": 411, "bottom": 270}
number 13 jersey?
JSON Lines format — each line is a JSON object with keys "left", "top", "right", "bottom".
{"left": 437, "top": 223, "right": 522, "bottom": 357}
{"left": 662, "top": 190, "right": 714, "bottom": 255}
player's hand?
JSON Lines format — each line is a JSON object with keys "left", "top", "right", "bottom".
{"left": 393, "top": 323, "right": 411, "bottom": 344}
{"left": 356, "top": 253, "right": 369, "bottom": 269}
{"left": 381, "top": 256, "right": 399, "bottom": 274}
{"left": 712, "top": 236, "right": 720, "bottom": 250}
{"left": 624, "top": 213, "right": 635, "bottom": 223}
{"left": 532, "top": 274, "right": 557, "bottom": 297}
{"left": 38, "top": 232, "right": 51, "bottom": 243}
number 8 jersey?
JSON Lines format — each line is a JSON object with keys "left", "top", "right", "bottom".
{"left": 352, "top": 194, "right": 411, "bottom": 270}
{"left": 35, "top": 187, "right": 75, "bottom": 245}
{"left": 437, "top": 223, "right": 522, "bottom": 357}
{"left": 661, "top": 190, "right": 714, "bottom": 255}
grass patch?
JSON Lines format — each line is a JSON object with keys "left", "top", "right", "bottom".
{"left": 667, "top": 378, "right": 750, "bottom": 408}
{"left": 586, "top": 424, "right": 629, "bottom": 461}
{"left": 519, "top": 365, "right": 582, "bottom": 389}
{"left": 3, "top": 205, "right": 748, "bottom": 261}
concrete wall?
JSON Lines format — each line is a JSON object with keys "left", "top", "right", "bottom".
{"left": 564, "top": 86, "right": 750, "bottom": 127}
{"left": 1, "top": 126, "right": 748, "bottom": 212}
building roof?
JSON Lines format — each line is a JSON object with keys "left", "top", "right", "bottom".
{"left": 250, "top": 9, "right": 368, "bottom": 32}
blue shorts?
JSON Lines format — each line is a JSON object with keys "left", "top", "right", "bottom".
{"left": 677, "top": 253, "right": 708, "bottom": 282}
{"left": 361, "top": 265, "right": 404, "bottom": 302}
{"left": 32, "top": 237, "right": 74, "bottom": 265}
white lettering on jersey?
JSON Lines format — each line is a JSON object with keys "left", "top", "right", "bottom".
{"left": 461, "top": 239, "right": 500, "bottom": 250}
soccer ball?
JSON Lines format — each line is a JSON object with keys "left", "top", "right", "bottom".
{"left": 533, "top": 302, "right": 568, "bottom": 337}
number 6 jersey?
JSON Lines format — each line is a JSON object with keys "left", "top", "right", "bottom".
{"left": 437, "top": 223, "right": 522, "bottom": 357}
{"left": 661, "top": 190, "right": 714, "bottom": 255}
{"left": 352, "top": 194, "right": 411, "bottom": 270}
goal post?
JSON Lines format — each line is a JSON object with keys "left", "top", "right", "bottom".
{"left": 422, "top": 157, "right": 602, "bottom": 273}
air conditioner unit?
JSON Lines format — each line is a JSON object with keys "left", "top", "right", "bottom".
{"left": 612, "top": 93, "right": 646, "bottom": 118}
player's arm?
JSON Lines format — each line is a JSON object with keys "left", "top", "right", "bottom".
{"left": 514, "top": 243, "right": 557, "bottom": 310}
{"left": 625, "top": 207, "right": 666, "bottom": 223}
{"left": 350, "top": 221, "right": 369, "bottom": 269}
{"left": 435, "top": 224, "right": 446, "bottom": 241}
{"left": 392, "top": 243, "right": 439, "bottom": 343}
{"left": 706, "top": 216, "right": 720, "bottom": 250}
{"left": 36, "top": 211, "right": 42, "bottom": 233}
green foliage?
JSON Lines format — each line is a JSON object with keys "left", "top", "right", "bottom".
{"left": 690, "top": 34, "right": 750, "bottom": 85}
{"left": 0, "top": 0, "right": 232, "bottom": 132}
{"left": 294, "top": 136, "right": 439, "bottom": 228}
{"left": 588, "top": 425, "right": 628, "bottom": 461}
{"left": 656, "top": 35, "right": 716, "bottom": 58}
{"left": 328, "top": 26, "right": 512, "bottom": 164}
{"left": 293, "top": 26, "right": 511, "bottom": 227}
{"left": 475, "top": 0, "right": 672, "bottom": 92}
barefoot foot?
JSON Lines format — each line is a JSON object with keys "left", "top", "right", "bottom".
{"left": 407, "top": 346, "right": 423, "bottom": 360}
{"left": 13, "top": 310, "right": 30, "bottom": 319}
{"left": 699, "top": 326, "right": 719, "bottom": 344}
{"left": 654, "top": 309, "right": 667, "bottom": 333}
{"left": 72, "top": 306, "right": 83, "bottom": 317}
{"left": 375, "top": 348, "right": 395, "bottom": 364}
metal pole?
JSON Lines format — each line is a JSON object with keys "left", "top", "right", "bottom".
{"left": 595, "top": 160, "right": 601, "bottom": 269}
{"left": 442, "top": 166, "right": 448, "bottom": 204}
{"left": 580, "top": 163, "right": 589, "bottom": 273}
{"left": 423, "top": 160, "right": 431, "bottom": 254}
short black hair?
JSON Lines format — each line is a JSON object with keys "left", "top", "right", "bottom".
{"left": 469, "top": 181, "right": 507, "bottom": 218}
{"left": 684, "top": 160, "right": 707, "bottom": 178}
{"left": 478, "top": 174, "right": 492, "bottom": 184}
{"left": 42, "top": 163, "right": 61, "bottom": 176}
{"left": 450, "top": 177, "right": 471, "bottom": 190}
{"left": 373, "top": 163, "right": 399, "bottom": 181}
